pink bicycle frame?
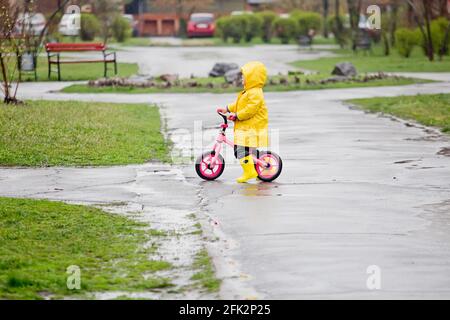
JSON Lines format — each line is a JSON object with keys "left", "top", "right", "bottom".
{"left": 209, "top": 123, "right": 269, "bottom": 169}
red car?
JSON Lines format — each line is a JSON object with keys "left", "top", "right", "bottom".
{"left": 187, "top": 13, "right": 215, "bottom": 38}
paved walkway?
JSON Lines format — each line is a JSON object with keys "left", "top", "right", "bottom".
{"left": 63, "top": 44, "right": 335, "bottom": 77}
{"left": 2, "top": 77, "right": 450, "bottom": 298}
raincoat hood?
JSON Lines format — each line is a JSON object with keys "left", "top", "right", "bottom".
{"left": 242, "top": 61, "right": 267, "bottom": 91}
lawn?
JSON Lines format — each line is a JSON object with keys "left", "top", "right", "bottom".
{"left": 293, "top": 46, "right": 450, "bottom": 73}
{"left": 62, "top": 73, "right": 429, "bottom": 95}
{"left": 349, "top": 93, "right": 450, "bottom": 133}
{"left": 8, "top": 56, "right": 139, "bottom": 82}
{"left": 190, "top": 249, "right": 221, "bottom": 292}
{"left": 0, "top": 197, "right": 172, "bottom": 299}
{"left": 0, "top": 100, "right": 169, "bottom": 166}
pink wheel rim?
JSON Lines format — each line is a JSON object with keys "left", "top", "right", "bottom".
{"left": 256, "top": 154, "right": 280, "bottom": 179}
{"left": 199, "top": 154, "right": 223, "bottom": 179}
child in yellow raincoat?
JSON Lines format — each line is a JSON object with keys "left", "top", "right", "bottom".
{"left": 217, "top": 61, "right": 269, "bottom": 183}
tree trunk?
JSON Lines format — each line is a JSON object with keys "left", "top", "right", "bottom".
{"left": 0, "top": 54, "right": 12, "bottom": 104}
{"left": 407, "top": 0, "right": 433, "bottom": 60}
{"left": 383, "top": 32, "right": 390, "bottom": 56}
{"left": 323, "top": 0, "right": 329, "bottom": 38}
{"left": 390, "top": 0, "right": 399, "bottom": 47}
{"left": 423, "top": 0, "right": 434, "bottom": 61}
{"left": 347, "top": 0, "right": 362, "bottom": 51}
{"left": 439, "top": 0, "right": 448, "bottom": 18}
{"left": 439, "top": 22, "right": 450, "bottom": 59}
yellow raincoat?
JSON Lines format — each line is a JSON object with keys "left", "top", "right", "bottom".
{"left": 227, "top": 61, "right": 269, "bottom": 148}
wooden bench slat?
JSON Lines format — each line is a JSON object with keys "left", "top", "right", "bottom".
{"left": 46, "top": 42, "right": 106, "bottom": 52}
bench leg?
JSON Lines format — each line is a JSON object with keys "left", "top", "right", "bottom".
{"left": 56, "top": 54, "right": 61, "bottom": 81}
{"left": 114, "top": 60, "right": 117, "bottom": 75}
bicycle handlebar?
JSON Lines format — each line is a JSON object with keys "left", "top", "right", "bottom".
{"left": 217, "top": 111, "right": 228, "bottom": 125}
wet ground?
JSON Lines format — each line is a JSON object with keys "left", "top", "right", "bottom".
{"left": 0, "top": 164, "right": 219, "bottom": 299}
{"left": 4, "top": 77, "right": 450, "bottom": 298}
{"left": 160, "top": 84, "right": 450, "bottom": 299}
{"left": 63, "top": 44, "right": 335, "bottom": 77}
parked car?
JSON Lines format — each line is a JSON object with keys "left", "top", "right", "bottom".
{"left": 15, "top": 13, "right": 46, "bottom": 36}
{"left": 122, "top": 14, "right": 139, "bottom": 37}
{"left": 58, "top": 13, "right": 80, "bottom": 36}
{"left": 187, "top": 13, "right": 215, "bottom": 38}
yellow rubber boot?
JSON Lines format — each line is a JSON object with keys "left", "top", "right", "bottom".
{"left": 237, "top": 155, "right": 259, "bottom": 183}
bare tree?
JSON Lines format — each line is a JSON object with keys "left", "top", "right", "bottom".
{"left": 440, "top": 21, "right": 450, "bottom": 58}
{"left": 153, "top": 0, "right": 214, "bottom": 17}
{"left": 406, "top": 0, "right": 434, "bottom": 61}
{"left": 1, "top": 0, "right": 28, "bottom": 104}
{"left": 347, "top": 0, "right": 362, "bottom": 51}
{"left": 94, "top": 0, "right": 122, "bottom": 43}
{"left": 152, "top": 0, "right": 213, "bottom": 36}
{"left": 278, "top": 0, "right": 322, "bottom": 11}
{"left": 389, "top": 0, "right": 400, "bottom": 46}
{"left": 323, "top": 0, "right": 329, "bottom": 38}
{"left": 0, "top": 0, "right": 69, "bottom": 104}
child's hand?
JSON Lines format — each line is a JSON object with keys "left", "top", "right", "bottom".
{"left": 216, "top": 108, "right": 228, "bottom": 114}
{"left": 228, "top": 113, "right": 237, "bottom": 121}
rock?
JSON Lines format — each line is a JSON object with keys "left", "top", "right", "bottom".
{"left": 332, "top": 62, "right": 357, "bottom": 77}
{"left": 209, "top": 63, "right": 239, "bottom": 77}
{"left": 88, "top": 76, "right": 156, "bottom": 88}
{"left": 323, "top": 75, "right": 350, "bottom": 84}
{"left": 224, "top": 68, "right": 242, "bottom": 84}
{"left": 159, "top": 74, "right": 179, "bottom": 84}
{"left": 279, "top": 77, "right": 289, "bottom": 85}
{"left": 187, "top": 81, "right": 198, "bottom": 88}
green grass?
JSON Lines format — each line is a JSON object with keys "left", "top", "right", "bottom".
{"left": 293, "top": 45, "right": 450, "bottom": 73}
{"left": 0, "top": 100, "right": 169, "bottom": 166}
{"left": 8, "top": 56, "right": 138, "bottom": 82}
{"left": 0, "top": 197, "right": 172, "bottom": 300}
{"left": 191, "top": 249, "right": 221, "bottom": 292}
{"left": 349, "top": 93, "right": 450, "bottom": 133}
{"left": 62, "top": 73, "right": 429, "bottom": 95}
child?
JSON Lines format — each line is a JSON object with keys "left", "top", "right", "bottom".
{"left": 217, "top": 61, "right": 269, "bottom": 183}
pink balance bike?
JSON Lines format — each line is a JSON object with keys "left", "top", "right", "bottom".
{"left": 195, "top": 112, "right": 283, "bottom": 182}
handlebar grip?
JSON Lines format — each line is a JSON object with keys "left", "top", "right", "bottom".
{"left": 217, "top": 111, "right": 228, "bottom": 125}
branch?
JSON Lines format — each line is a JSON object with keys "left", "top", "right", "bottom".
{"left": 36, "top": 0, "right": 71, "bottom": 52}
{"left": 406, "top": 0, "right": 427, "bottom": 40}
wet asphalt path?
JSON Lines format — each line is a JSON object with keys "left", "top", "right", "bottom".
{"left": 6, "top": 79, "right": 450, "bottom": 299}
{"left": 163, "top": 85, "right": 450, "bottom": 299}
{"left": 62, "top": 44, "right": 335, "bottom": 77}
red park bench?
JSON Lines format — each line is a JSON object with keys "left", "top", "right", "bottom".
{"left": 45, "top": 42, "right": 117, "bottom": 81}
